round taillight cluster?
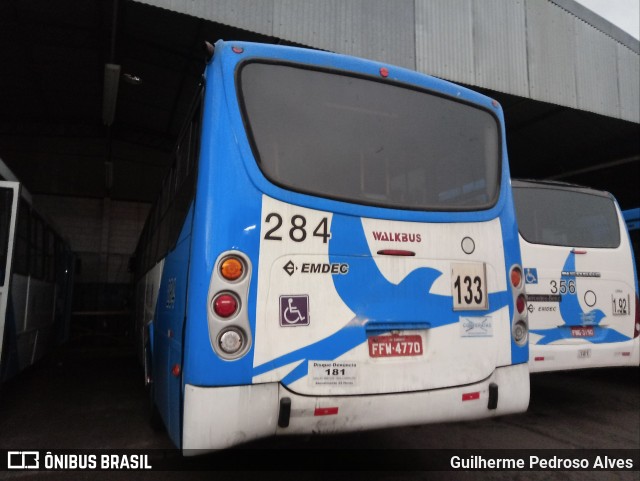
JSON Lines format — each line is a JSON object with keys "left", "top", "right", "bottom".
{"left": 209, "top": 253, "right": 251, "bottom": 359}
{"left": 510, "top": 265, "right": 528, "bottom": 346}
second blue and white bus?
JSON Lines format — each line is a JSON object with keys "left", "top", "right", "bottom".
{"left": 134, "top": 40, "right": 530, "bottom": 452}
{"left": 513, "top": 180, "right": 639, "bottom": 372}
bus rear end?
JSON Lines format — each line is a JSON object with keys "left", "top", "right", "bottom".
{"left": 181, "top": 41, "right": 529, "bottom": 451}
{"left": 513, "top": 180, "right": 639, "bottom": 372}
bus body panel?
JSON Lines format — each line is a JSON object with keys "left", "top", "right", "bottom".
{"left": 513, "top": 181, "right": 639, "bottom": 372}
{"left": 144, "top": 204, "right": 195, "bottom": 447}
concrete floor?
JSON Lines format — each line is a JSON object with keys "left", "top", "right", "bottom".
{"left": 0, "top": 340, "right": 638, "bottom": 480}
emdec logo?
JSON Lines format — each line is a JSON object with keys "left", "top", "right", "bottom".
{"left": 7, "top": 451, "right": 39, "bottom": 469}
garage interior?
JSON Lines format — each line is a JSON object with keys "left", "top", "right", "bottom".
{"left": 0, "top": 0, "right": 638, "bottom": 343}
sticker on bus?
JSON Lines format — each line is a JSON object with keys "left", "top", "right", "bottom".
{"left": 611, "top": 294, "right": 630, "bottom": 316}
{"left": 460, "top": 316, "right": 493, "bottom": 337}
{"left": 309, "top": 361, "right": 358, "bottom": 386}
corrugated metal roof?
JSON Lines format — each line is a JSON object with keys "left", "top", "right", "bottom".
{"left": 129, "top": 0, "right": 640, "bottom": 122}
{"left": 526, "top": 0, "right": 578, "bottom": 109}
{"left": 617, "top": 43, "right": 640, "bottom": 122}
{"left": 147, "top": 0, "right": 275, "bottom": 36}
{"left": 472, "top": 0, "right": 529, "bottom": 98}
{"left": 575, "top": 19, "right": 620, "bottom": 118}
{"left": 273, "top": 0, "right": 416, "bottom": 68}
{"left": 415, "top": 0, "right": 474, "bottom": 84}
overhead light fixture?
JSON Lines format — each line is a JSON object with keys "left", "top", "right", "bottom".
{"left": 122, "top": 73, "right": 142, "bottom": 85}
{"left": 102, "top": 63, "right": 121, "bottom": 126}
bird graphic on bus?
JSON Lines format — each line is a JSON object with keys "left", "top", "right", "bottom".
{"left": 253, "top": 214, "right": 510, "bottom": 385}
{"left": 530, "top": 252, "right": 629, "bottom": 345}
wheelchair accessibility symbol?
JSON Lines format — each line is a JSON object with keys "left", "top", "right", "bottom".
{"left": 280, "top": 295, "right": 309, "bottom": 326}
{"left": 525, "top": 268, "right": 538, "bottom": 284}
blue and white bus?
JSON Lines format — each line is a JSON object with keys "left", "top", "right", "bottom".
{"left": 513, "top": 180, "right": 639, "bottom": 372}
{"left": 134, "top": 40, "right": 529, "bottom": 452}
{"left": 0, "top": 162, "right": 74, "bottom": 383}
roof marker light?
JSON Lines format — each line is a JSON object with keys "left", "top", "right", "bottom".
{"left": 232, "top": 46, "right": 244, "bottom": 54}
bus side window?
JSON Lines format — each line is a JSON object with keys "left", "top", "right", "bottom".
{"left": 134, "top": 87, "right": 202, "bottom": 278}
{"left": 13, "top": 199, "right": 30, "bottom": 276}
{"left": 30, "top": 213, "right": 45, "bottom": 280}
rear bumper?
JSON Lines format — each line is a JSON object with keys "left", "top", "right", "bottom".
{"left": 529, "top": 336, "right": 640, "bottom": 373}
{"left": 182, "top": 362, "right": 530, "bottom": 453}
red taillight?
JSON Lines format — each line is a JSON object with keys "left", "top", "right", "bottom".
{"left": 516, "top": 294, "right": 526, "bottom": 314}
{"left": 213, "top": 293, "right": 239, "bottom": 318}
{"left": 171, "top": 364, "right": 181, "bottom": 377}
{"left": 379, "top": 67, "right": 389, "bottom": 78}
{"left": 510, "top": 267, "right": 522, "bottom": 288}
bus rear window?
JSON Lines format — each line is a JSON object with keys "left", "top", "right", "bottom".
{"left": 239, "top": 62, "right": 500, "bottom": 211}
{"left": 513, "top": 186, "right": 620, "bottom": 248}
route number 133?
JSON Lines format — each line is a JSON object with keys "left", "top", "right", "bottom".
{"left": 451, "top": 263, "right": 489, "bottom": 311}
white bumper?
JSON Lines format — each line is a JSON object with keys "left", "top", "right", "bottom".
{"left": 529, "top": 336, "right": 640, "bottom": 373}
{"left": 182, "top": 363, "right": 529, "bottom": 453}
